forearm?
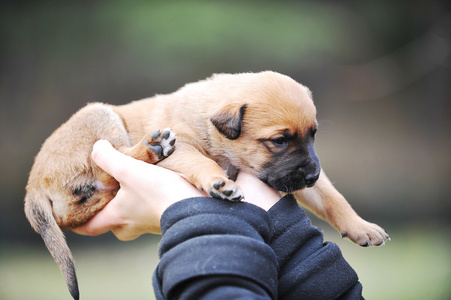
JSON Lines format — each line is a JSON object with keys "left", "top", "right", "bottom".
{"left": 153, "top": 197, "right": 278, "bottom": 300}
{"left": 268, "top": 194, "right": 363, "bottom": 300}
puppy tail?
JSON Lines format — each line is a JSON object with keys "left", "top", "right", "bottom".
{"left": 24, "top": 190, "right": 79, "bottom": 300}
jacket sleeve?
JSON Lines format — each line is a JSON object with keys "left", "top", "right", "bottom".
{"left": 268, "top": 194, "right": 364, "bottom": 300}
{"left": 152, "top": 197, "right": 278, "bottom": 300}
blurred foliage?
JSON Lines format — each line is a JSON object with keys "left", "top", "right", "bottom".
{"left": 0, "top": 1, "right": 450, "bottom": 299}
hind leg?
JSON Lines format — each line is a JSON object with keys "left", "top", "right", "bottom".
{"left": 120, "top": 128, "right": 176, "bottom": 164}
{"left": 95, "top": 129, "right": 176, "bottom": 187}
{"left": 66, "top": 127, "right": 177, "bottom": 229}
{"left": 87, "top": 105, "right": 176, "bottom": 187}
{"left": 67, "top": 104, "right": 176, "bottom": 226}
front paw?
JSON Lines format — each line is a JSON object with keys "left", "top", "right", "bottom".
{"left": 206, "top": 177, "right": 243, "bottom": 202}
{"left": 340, "top": 218, "right": 390, "bottom": 247}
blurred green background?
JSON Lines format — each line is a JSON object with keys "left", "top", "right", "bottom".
{"left": 1, "top": 1, "right": 450, "bottom": 299}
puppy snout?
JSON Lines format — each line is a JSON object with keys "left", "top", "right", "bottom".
{"left": 297, "top": 160, "right": 320, "bottom": 188}
{"left": 304, "top": 172, "right": 320, "bottom": 187}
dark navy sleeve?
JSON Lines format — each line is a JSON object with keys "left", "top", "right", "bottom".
{"left": 152, "top": 197, "right": 278, "bottom": 300}
{"left": 268, "top": 194, "right": 364, "bottom": 300}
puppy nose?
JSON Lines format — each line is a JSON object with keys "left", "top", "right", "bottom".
{"left": 305, "top": 173, "right": 320, "bottom": 187}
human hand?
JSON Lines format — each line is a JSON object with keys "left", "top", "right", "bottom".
{"left": 235, "top": 171, "right": 281, "bottom": 211}
{"left": 73, "top": 140, "right": 205, "bottom": 240}
{"left": 73, "top": 140, "right": 282, "bottom": 240}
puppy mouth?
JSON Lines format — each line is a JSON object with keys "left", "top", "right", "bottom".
{"left": 258, "top": 143, "right": 321, "bottom": 193}
{"left": 263, "top": 174, "right": 317, "bottom": 193}
{"left": 271, "top": 182, "right": 307, "bottom": 193}
{"left": 260, "top": 163, "right": 321, "bottom": 193}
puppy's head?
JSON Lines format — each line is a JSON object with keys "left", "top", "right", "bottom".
{"left": 210, "top": 71, "right": 321, "bottom": 192}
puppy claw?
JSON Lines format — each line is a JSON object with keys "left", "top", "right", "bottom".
{"left": 230, "top": 194, "right": 243, "bottom": 202}
{"left": 385, "top": 231, "right": 391, "bottom": 241}
{"left": 375, "top": 240, "right": 385, "bottom": 246}
{"left": 360, "top": 241, "right": 370, "bottom": 247}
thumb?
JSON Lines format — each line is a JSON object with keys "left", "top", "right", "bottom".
{"left": 72, "top": 198, "right": 123, "bottom": 236}
{"left": 91, "top": 140, "right": 142, "bottom": 182}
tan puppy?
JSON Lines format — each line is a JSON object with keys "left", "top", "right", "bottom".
{"left": 25, "top": 71, "right": 389, "bottom": 300}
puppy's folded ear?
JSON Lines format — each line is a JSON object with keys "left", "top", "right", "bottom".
{"left": 210, "top": 104, "right": 247, "bottom": 140}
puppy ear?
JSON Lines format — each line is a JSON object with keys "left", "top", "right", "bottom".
{"left": 210, "top": 104, "right": 247, "bottom": 140}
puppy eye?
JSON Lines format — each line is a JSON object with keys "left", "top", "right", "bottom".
{"left": 311, "top": 128, "right": 317, "bottom": 138}
{"left": 271, "top": 136, "right": 288, "bottom": 147}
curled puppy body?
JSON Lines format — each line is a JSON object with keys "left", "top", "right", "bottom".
{"left": 24, "top": 104, "right": 176, "bottom": 300}
{"left": 25, "top": 71, "right": 389, "bottom": 299}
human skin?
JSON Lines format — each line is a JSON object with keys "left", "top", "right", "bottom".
{"left": 73, "top": 140, "right": 280, "bottom": 240}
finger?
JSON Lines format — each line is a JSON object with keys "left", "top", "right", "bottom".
{"left": 111, "top": 227, "right": 140, "bottom": 241}
{"left": 91, "top": 140, "right": 143, "bottom": 182}
{"left": 236, "top": 171, "right": 280, "bottom": 211}
{"left": 72, "top": 200, "right": 123, "bottom": 236}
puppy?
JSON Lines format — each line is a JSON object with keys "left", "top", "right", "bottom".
{"left": 25, "top": 71, "right": 389, "bottom": 299}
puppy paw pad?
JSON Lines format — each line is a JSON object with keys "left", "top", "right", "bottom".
{"left": 160, "top": 129, "right": 176, "bottom": 157}
{"left": 151, "top": 130, "right": 161, "bottom": 140}
{"left": 223, "top": 189, "right": 233, "bottom": 197}
{"left": 145, "top": 128, "right": 176, "bottom": 159}
{"left": 162, "top": 130, "right": 171, "bottom": 140}
{"left": 147, "top": 144, "right": 163, "bottom": 158}
{"left": 213, "top": 180, "right": 225, "bottom": 190}
{"left": 207, "top": 179, "right": 243, "bottom": 202}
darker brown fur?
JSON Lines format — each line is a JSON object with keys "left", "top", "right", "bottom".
{"left": 25, "top": 71, "right": 389, "bottom": 299}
